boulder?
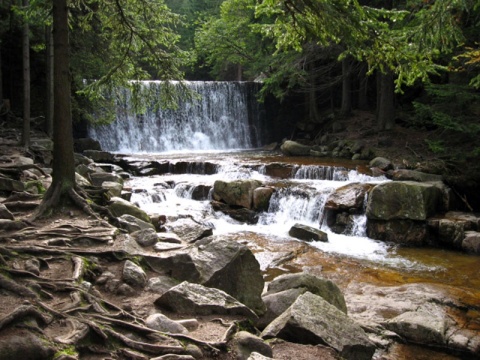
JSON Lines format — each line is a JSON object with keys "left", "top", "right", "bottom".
{"left": 154, "top": 282, "right": 258, "bottom": 319}
{"left": 369, "top": 157, "right": 392, "bottom": 171}
{"left": 213, "top": 179, "right": 262, "bottom": 209}
{"left": 74, "top": 137, "right": 102, "bottom": 152}
{"left": 75, "top": 172, "right": 92, "bottom": 187}
{"left": 90, "top": 172, "right": 124, "bottom": 187}
{"left": 253, "top": 187, "right": 274, "bottom": 211}
{"left": 0, "top": 176, "right": 24, "bottom": 192}
{"left": 147, "top": 275, "right": 180, "bottom": 294}
{"left": 146, "top": 236, "right": 265, "bottom": 315}
{"left": 367, "top": 219, "right": 429, "bottom": 246}
{"left": 165, "top": 217, "right": 213, "bottom": 243}
{"left": 83, "top": 149, "right": 114, "bottom": 163}
{"left": 102, "top": 181, "right": 123, "bottom": 197}
{"left": 211, "top": 200, "right": 259, "bottom": 224}
{"left": 288, "top": 223, "right": 328, "bottom": 242}
{"left": 131, "top": 228, "right": 158, "bottom": 247}
{"left": 428, "top": 212, "right": 480, "bottom": 250}
{"left": 117, "top": 214, "right": 155, "bottom": 233}
{"left": 280, "top": 140, "right": 312, "bottom": 156}
{"left": 190, "top": 184, "right": 212, "bottom": 201}
{"left": 234, "top": 331, "right": 273, "bottom": 360}
{"left": 122, "top": 260, "right": 147, "bottom": 288}
{"left": 263, "top": 163, "right": 294, "bottom": 179}
{"left": 325, "top": 183, "right": 373, "bottom": 211}
{"left": 256, "top": 288, "right": 307, "bottom": 330}
{"left": 462, "top": 231, "right": 480, "bottom": 254}
{"left": 145, "top": 313, "right": 189, "bottom": 334}
{"left": 0, "top": 204, "right": 14, "bottom": 220}
{"left": 266, "top": 273, "right": 347, "bottom": 314}
{"left": 366, "top": 181, "right": 442, "bottom": 221}
{"left": 108, "top": 197, "right": 151, "bottom": 223}
{"left": 261, "top": 292, "right": 375, "bottom": 360}
{"left": 385, "top": 309, "right": 447, "bottom": 345}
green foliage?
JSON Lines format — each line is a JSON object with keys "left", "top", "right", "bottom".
{"left": 69, "top": 0, "right": 193, "bottom": 124}
{"left": 412, "top": 83, "right": 480, "bottom": 159}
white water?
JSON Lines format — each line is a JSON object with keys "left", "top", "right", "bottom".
{"left": 88, "top": 81, "right": 264, "bottom": 152}
{"left": 126, "top": 161, "right": 424, "bottom": 269}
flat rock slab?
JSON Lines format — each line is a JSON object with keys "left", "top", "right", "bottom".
{"left": 261, "top": 292, "right": 374, "bottom": 360}
{"left": 154, "top": 281, "right": 258, "bottom": 319}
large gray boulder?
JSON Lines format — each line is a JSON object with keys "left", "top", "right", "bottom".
{"left": 108, "top": 197, "right": 152, "bottom": 223}
{"left": 288, "top": 223, "right": 328, "bottom": 242}
{"left": 117, "top": 214, "right": 155, "bottom": 233}
{"left": 367, "top": 219, "right": 429, "bottom": 246}
{"left": 385, "top": 309, "right": 447, "bottom": 345}
{"left": 261, "top": 292, "right": 375, "bottom": 360}
{"left": 213, "top": 179, "right": 263, "bottom": 209}
{"left": 154, "top": 282, "right": 257, "bottom": 319}
{"left": 256, "top": 288, "right": 306, "bottom": 330}
{"left": 325, "top": 183, "right": 373, "bottom": 211}
{"left": 280, "top": 140, "right": 312, "bottom": 156}
{"left": 366, "top": 181, "right": 442, "bottom": 221}
{"left": 266, "top": 272, "right": 347, "bottom": 314}
{"left": 146, "top": 236, "right": 265, "bottom": 315}
{"left": 165, "top": 217, "right": 213, "bottom": 243}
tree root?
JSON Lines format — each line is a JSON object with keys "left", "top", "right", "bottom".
{"left": 0, "top": 304, "right": 52, "bottom": 331}
{"left": 72, "top": 256, "right": 85, "bottom": 281}
{"left": 105, "top": 328, "right": 186, "bottom": 355}
{"left": 55, "top": 318, "right": 89, "bottom": 344}
{"left": 0, "top": 272, "right": 39, "bottom": 298}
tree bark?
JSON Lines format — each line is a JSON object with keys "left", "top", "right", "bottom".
{"left": 376, "top": 70, "right": 395, "bottom": 130}
{"left": 358, "top": 62, "right": 369, "bottom": 110}
{"left": 340, "top": 57, "right": 352, "bottom": 116}
{"left": 22, "top": 0, "right": 30, "bottom": 148}
{"left": 0, "top": 46, "right": 3, "bottom": 102}
{"left": 45, "top": 25, "right": 54, "bottom": 138}
{"left": 51, "top": 0, "right": 75, "bottom": 191}
{"left": 32, "top": 0, "right": 75, "bottom": 218}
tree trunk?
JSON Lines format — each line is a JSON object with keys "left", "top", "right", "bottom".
{"left": 45, "top": 25, "right": 54, "bottom": 138}
{"left": 0, "top": 46, "right": 3, "bottom": 102}
{"left": 376, "top": 71, "right": 395, "bottom": 130}
{"left": 340, "top": 57, "right": 352, "bottom": 116}
{"left": 33, "top": 0, "right": 75, "bottom": 218}
{"left": 22, "top": 0, "right": 30, "bottom": 148}
{"left": 358, "top": 62, "right": 369, "bottom": 110}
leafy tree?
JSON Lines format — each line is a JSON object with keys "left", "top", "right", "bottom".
{"left": 33, "top": 0, "right": 188, "bottom": 218}
{"left": 254, "top": 0, "right": 472, "bottom": 129}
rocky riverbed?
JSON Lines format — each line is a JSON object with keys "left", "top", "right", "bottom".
{"left": 1, "top": 129, "right": 480, "bottom": 360}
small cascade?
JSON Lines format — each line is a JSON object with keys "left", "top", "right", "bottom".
{"left": 88, "top": 81, "right": 264, "bottom": 153}
{"left": 293, "top": 165, "right": 348, "bottom": 181}
{"left": 259, "top": 185, "right": 333, "bottom": 230}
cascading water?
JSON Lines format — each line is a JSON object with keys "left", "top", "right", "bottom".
{"left": 88, "top": 81, "right": 264, "bottom": 153}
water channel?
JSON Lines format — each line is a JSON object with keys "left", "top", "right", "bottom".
{"left": 88, "top": 81, "right": 480, "bottom": 359}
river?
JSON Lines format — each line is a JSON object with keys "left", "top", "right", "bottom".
{"left": 88, "top": 81, "right": 480, "bottom": 359}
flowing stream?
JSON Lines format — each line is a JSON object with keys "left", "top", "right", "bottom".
{"left": 89, "top": 81, "right": 480, "bottom": 359}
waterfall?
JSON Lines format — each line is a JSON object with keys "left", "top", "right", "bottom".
{"left": 88, "top": 81, "right": 264, "bottom": 153}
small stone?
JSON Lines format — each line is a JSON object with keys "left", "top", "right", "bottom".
{"left": 145, "top": 313, "right": 189, "bottom": 334}
{"left": 122, "top": 260, "right": 147, "bottom": 288}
